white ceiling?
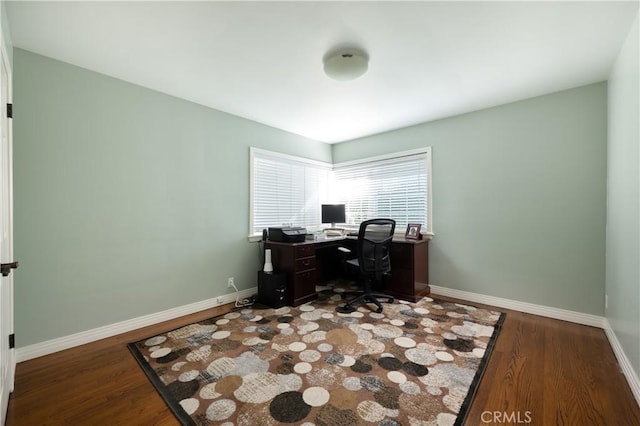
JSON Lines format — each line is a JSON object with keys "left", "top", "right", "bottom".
{"left": 6, "top": 1, "right": 639, "bottom": 143}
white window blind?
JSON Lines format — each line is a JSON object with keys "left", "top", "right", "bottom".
{"left": 251, "top": 149, "right": 331, "bottom": 234}
{"left": 250, "top": 148, "right": 432, "bottom": 237}
{"left": 332, "top": 152, "right": 430, "bottom": 232}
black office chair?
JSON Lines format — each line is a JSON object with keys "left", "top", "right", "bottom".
{"left": 336, "top": 218, "right": 396, "bottom": 314}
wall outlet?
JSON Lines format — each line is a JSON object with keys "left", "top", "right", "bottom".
{"left": 228, "top": 277, "right": 235, "bottom": 288}
{"left": 216, "top": 296, "right": 223, "bottom": 305}
{"left": 605, "top": 294, "right": 608, "bottom": 309}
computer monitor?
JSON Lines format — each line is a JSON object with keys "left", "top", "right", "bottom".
{"left": 321, "top": 204, "right": 346, "bottom": 228}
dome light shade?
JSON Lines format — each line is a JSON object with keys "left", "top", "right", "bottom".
{"left": 323, "top": 49, "right": 368, "bottom": 81}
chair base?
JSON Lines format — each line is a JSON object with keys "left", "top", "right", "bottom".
{"left": 336, "top": 292, "right": 395, "bottom": 314}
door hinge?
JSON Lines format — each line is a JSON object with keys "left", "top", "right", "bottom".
{"left": 7, "top": 103, "right": 12, "bottom": 118}
{"left": 9, "top": 333, "right": 15, "bottom": 349}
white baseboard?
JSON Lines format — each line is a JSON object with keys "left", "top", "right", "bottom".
{"left": 429, "top": 285, "right": 605, "bottom": 328}
{"left": 16, "top": 287, "right": 257, "bottom": 362}
{"left": 603, "top": 318, "right": 640, "bottom": 405}
{"left": 16, "top": 283, "right": 640, "bottom": 408}
{"left": 430, "top": 285, "right": 640, "bottom": 406}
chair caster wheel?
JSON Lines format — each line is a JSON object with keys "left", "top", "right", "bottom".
{"left": 336, "top": 304, "right": 356, "bottom": 314}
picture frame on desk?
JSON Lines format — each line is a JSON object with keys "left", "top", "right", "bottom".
{"left": 405, "top": 223, "right": 422, "bottom": 240}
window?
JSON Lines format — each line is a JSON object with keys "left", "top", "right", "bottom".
{"left": 332, "top": 149, "right": 432, "bottom": 233}
{"left": 250, "top": 147, "right": 432, "bottom": 236}
{"left": 250, "top": 148, "right": 331, "bottom": 235}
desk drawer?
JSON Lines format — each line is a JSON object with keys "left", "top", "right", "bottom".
{"left": 295, "top": 256, "right": 316, "bottom": 271}
{"left": 295, "top": 245, "right": 315, "bottom": 258}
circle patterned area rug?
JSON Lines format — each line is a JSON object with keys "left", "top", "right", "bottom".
{"left": 128, "top": 283, "right": 504, "bottom": 425}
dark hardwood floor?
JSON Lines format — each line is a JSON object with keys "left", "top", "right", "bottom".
{"left": 465, "top": 306, "right": 640, "bottom": 425}
{"left": 6, "top": 299, "right": 640, "bottom": 425}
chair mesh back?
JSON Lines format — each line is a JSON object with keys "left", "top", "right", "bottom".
{"left": 358, "top": 219, "right": 396, "bottom": 274}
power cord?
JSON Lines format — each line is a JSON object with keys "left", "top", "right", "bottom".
{"left": 229, "top": 280, "right": 254, "bottom": 308}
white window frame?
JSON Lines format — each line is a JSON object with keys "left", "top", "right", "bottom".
{"left": 332, "top": 148, "right": 433, "bottom": 236}
{"left": 249, "top": 147, "right": 332, "bottom": 240}
{"left": 249, "top": 147, "right": 433, "bottom": 240}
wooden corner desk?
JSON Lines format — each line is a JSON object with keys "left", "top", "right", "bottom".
{"left": 265, "top": 236, "right": 429, "bottom": 307}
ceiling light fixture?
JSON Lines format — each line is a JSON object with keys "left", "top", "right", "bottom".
{"left": 323, "top": 48, "right": 369, "bottom": 81}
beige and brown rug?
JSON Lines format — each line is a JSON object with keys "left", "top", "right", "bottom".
{"left": 128, "top": 282, "right": 504, "bottom": 425}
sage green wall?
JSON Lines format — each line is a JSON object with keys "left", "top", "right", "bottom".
{"left": 13, "top": 49, "right": 331, "bottom": 347}
{"left": 13, "top": 47, "right": 611, "bottom": 348}
{"left": 606, "top": 13, "right": 640, "bottom": 379}
{"left": 333, "top": 83, "right": 607, "bottom": 315}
